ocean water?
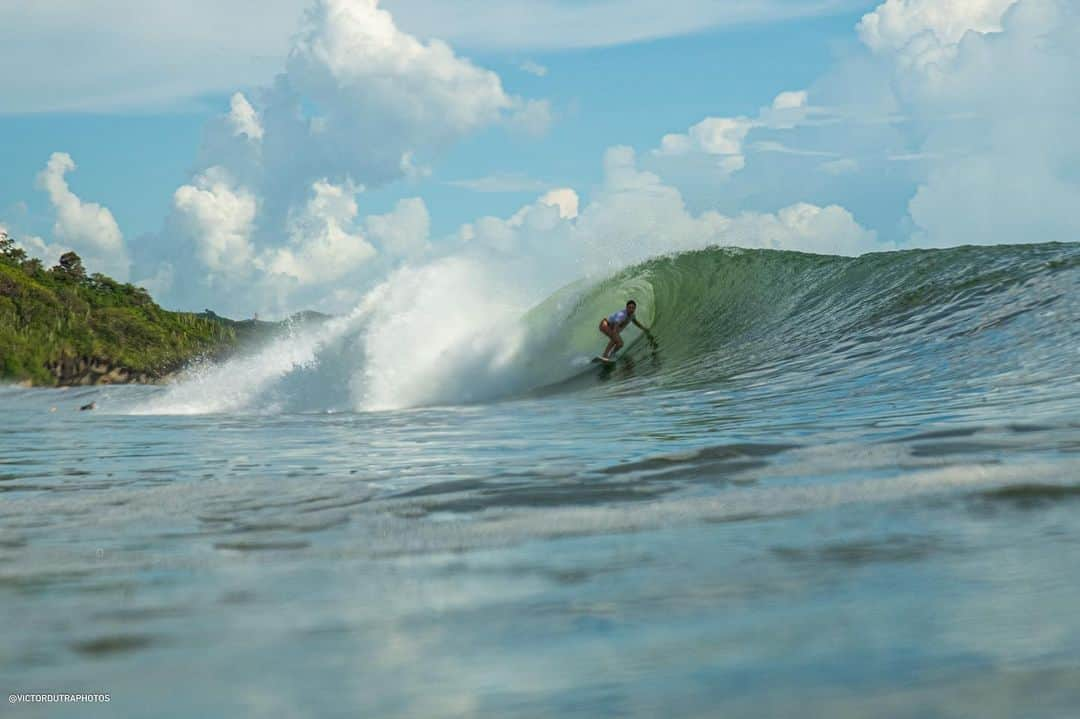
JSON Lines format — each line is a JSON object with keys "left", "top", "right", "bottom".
{"left": 2, "top": 243, "right": 1079, "bottom": 717}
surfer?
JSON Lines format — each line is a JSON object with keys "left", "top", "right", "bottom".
{"left": 598, "top": 299, "right": 649, "bottom": 360}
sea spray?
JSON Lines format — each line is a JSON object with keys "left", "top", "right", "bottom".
{"left": 129, "top": 302, "right": 375, "bottom": 415}
{"left": 349, "top": 257, "right": 530, "bottom": 410}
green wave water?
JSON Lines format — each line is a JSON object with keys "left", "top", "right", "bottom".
{"left": 520, "top": 242, "right": 1078, "bottom": 401}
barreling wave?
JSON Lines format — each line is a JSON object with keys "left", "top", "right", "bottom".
{"left": 130, "top": 242, "right": 1080, "bottom": 414}
{"left": 518, "top": 242, "right": 1078, "bottom": 396}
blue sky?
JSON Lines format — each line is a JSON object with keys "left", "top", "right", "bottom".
{"left": 1, "top": 0, "right": 1076, "bottom": 316}
{"left": 1, "top": 8, "right": 861, "bottom": 240}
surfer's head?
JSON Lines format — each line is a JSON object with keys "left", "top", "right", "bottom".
{"left": 626, "top": 300, "right": 637, "bottom": 314}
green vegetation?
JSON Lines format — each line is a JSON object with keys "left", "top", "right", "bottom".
{"left": 0, "top": 231, "right": 296, "bottom": 386}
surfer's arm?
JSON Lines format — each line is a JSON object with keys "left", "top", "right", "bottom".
{"left": 632, "top": 318, "right": 650, "bottom": 332}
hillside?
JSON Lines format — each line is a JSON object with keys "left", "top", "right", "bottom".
{"left": 0, "top": 232, "right": 316, "bottom": 386}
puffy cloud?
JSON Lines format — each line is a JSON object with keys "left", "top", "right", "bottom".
{"left": 656, "top": 117, "right": 752, "bottom": 175}
{"left": 265, "top": 180, "right": 377, "bottom": 284}
{"left": 172, "top": 167, "right": 257, "bottom": 280}
{"left": 459, "top": 147, "right": 881, "bottom": 285}
{"left": 894, "top": 0, "right": 1080, "bottom": 247}
{"left": 574, "top": 147, "right": 728, "bottom": 266}
{"left": 772, "top": 90, "right": 808, "bottom": 110}
{"left": 817, "top": 0, "right": 1080, "bottom": 251}
{"left": 165, "top": 174, "right": 435, "bottom": 314}
{"left": 147, "top": 0, "right": 548, "bottom": 314}
{"left": 641, "top": 0, "right": 1078, "bottom": 251}
{"left": 720, "top": 203, "right": 880, "bottom": 256}
{"left": 226, "top": 92, "right": 264, "bottom": 141}
{"left": 650, "top": 89, "right": 825, "bottom": 185}
{"left": 539, "top": 189, "right": 579, "bottom": 220}
{"left": 583, "top": 147, "right": 881, "bottom": 260}
{"left": 35, "top": 153, "right": 130, "bottom": 279}
{"left": 11, "top": 234, "right": 61, "bottom": 267}
{"left": 281, "top": 0, "right": 513, "bottom": 184}
{"left": 856, "top": 0, "right": 1023, "bottom": 90}
{"left": 643, "top": 89, "right": 848, "bottom": 216}
{"left": 858, "top": 0, "right": 1018, "bottom": 55}
{"left": 2, "top": 221, "right": 60, "bottom": 268}
{"left": 365, "top": 197, "right": 431, "bottom": 260}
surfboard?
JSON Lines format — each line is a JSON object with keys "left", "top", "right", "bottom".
{"left": 592, "top": 355, "right": 615, "bottom": 365}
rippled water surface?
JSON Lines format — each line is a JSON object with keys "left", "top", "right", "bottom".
{"left": 3, "top": 244, "right": 1080, "bottom": 717}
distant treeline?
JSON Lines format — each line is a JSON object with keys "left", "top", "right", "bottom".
{"left": 0, "top": 232, "right": 313, "bottom": 386}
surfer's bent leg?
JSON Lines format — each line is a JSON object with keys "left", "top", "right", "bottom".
{"left": 610, "top": 332, "right": 624, "bottom": 356}
{"left": 598, "top": 319, "right": 622, "bottom": 358}
{"left": 598, "top": 319, "right": 617, "bottom": 358}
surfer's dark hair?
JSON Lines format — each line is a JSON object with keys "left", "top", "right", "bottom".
{"left": 627, "top": 299, "right": 637, "bottom": 306}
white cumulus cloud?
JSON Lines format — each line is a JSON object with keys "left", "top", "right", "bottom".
{"left": 646, "top": 89, "right": 829, "bottom": 196}
{"left": 265, "top": 180, "right": 377, "bottom": 285}
{"left": 656, "top": 117, "right": 753, "bottom": 177}
{"left": 639, "top": 0, "right": 1077, "bottom": 251}
{"left": 539, "top": 189, "right": 579, "bottom": 220}
{"left": 365, "top": 197, "right": 431, "bottom": 260}
{"left": 721, "top": 203, "right": 880, "bottom": 256}
{"left": 35, "top": 152, "right": 130, "bottom": 279}
{"left": 772, "top": 90, "right": 809, "bottom": 110}
{"left": 458, "top": 146, "right": 881, "bottom": 293}
{"left": 890, "top": 0, "right": 1080, "bottom": 247}
{"left": 858, "top": 0, "right": 1019, "bottom": 53}
{"left": 284, "top": 0, "right": 512, "bottom": 166}
{"left": 144, "top": 0, "right": 550, "bottom": 314}
{"left": 857, "top": 0, "right": 1020, "bottom": 75}
{"left": 172, "top": 167, "right": 257, "bottom": 280}
{"left": 226, "top": 92, "right": 264, "bottom": 141}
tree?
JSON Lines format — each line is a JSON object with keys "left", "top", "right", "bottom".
{"left": 90, "top": 273, "right": 118, "bottom": 291}
{"left": 53, "top": 251, "right": 86, "bottom": 281}
{"left": 0, "top": 232, "right": 28, "bottom": 265}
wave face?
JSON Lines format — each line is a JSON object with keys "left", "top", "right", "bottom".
{"left": 539, "top": 242, "right": 1080, "bottom": 393}
{"left": 131, "top": 242, "right": 1080, "bottom": 414}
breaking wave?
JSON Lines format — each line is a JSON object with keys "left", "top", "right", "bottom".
{"left": 129, "top": 242, "right": 1080, "bottom": 414}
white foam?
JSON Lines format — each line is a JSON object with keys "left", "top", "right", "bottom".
{"left": 129, "top": 303, "right": 374, "bottom": 415}
{"left": 351, "top": 256, "right": 531, "bottom": 410}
